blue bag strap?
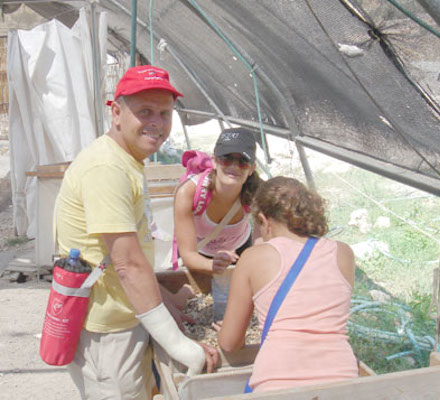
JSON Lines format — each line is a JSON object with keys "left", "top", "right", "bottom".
{"left": 244, "top": 237, "right": 318, "bottom": 393}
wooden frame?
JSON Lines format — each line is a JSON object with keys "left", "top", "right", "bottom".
{"left": 24, "top": 162, "right": 184, "bottom": 267}
{"left": 25, "top": 162, "right": 185, "bottom": 195}
{"left": 152, "top": 344, "right": 440, "bottom": 400}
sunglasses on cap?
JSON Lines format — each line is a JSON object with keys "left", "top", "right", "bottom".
{"left": 216, "top": 154, "right": 251, "bottom": 169}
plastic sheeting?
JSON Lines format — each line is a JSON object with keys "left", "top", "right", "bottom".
{"left": 7, "top": 8, "right": 107, "bottom": 237}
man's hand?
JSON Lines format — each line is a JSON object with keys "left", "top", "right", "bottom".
{"left": 212, "top": 250, "right": 238, "bottom": 274}
{"left": 137, "top": 303, "right": 205, "bottom": 376}
{"left": 198, "top": 342, "right": 220, "bottom": 373}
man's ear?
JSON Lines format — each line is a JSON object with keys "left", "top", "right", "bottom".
{"left": 111, "top": 101, "right": 122, "bottom": 125}
{"left": 211, "top": 155, "right": 217, "bottom": 169}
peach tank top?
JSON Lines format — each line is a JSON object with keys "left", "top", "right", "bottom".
{"left": 250, "top": 237, "right": 358, "bottom": 392}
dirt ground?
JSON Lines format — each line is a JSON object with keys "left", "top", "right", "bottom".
{"left": 0, "top": 279, "right": 80, "bottom": 400}
{"left": 0, "top": 153, "right": 80, "bottom": 399}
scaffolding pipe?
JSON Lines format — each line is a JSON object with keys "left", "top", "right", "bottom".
{"left": 105, "top": 0, "right": 271, "bottom": 170}
{"left": 179, "top": 116, "right": 192, "bottom": 149}
{"left": 177, "top": 109, "right": 289, "bottom": 136}
{"left": 164, "top": 47, "right": 233, "bottom": 130}
{"left": 106, "top": 0, "right": 228, "bottom": 124}
{"left": 163, "top": 47, "right": 272, "bottom": 177}
{"left": 106, "top": 0, "right": 272, "bottom": 176}
{"left": 90, "top": 1, "right": 104, "bottom": 136}
{"left": 105, "top": 0, "right": 234, "bottom": 129}
{"left": 193, "top": 21, "right": 315, "bottom": 188}
{"left": 130, "top": 0, "right": 137, "bottom": 67}
{"left": 415, "top": 0, "right": 440, "bottom": 27}
{"left": 175, "top": 108, "right": 440, "bottom": 196}
{"left": 2, "top": 0, "right": 82, "bottom": 3}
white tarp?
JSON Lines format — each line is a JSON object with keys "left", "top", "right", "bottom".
{"left": 7, "top": 8, "right": 107, "bottom": 237}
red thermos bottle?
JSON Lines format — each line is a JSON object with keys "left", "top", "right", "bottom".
{"left": 40, "top": 249, "right": 91, "bottom": 366}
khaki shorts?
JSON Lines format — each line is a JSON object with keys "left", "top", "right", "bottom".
{"left": 67, "top": 324, "right": 153, "bottom": 400}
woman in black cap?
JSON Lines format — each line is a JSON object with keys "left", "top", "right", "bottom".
{"left": 174, "top": 128, "right": 262, "bottom": 317}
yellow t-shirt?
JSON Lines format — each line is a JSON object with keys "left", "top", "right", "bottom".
{"left": 55, "top": 134, "right": 154, "bottom": 333}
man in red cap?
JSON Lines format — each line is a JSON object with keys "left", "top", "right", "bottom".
{"left": 55, "top": 66, "right": 218, "bottom": 399}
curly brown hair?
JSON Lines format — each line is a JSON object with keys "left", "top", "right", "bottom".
{"left": 208, "top": 169, "right": 263, "bottom": 206}
{"left": 252, "top": 176, "right": 328, "bottom": 237}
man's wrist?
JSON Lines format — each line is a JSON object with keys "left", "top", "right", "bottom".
{"left": 136, "top": 303, "right": 205, "bottom": 376}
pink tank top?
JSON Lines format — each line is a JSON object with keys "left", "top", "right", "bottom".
{"left": 189, "top": 175, "right": 251, "bottom": 257}
{"left": 250, "top": 237, "right": 358, "bottom": 392}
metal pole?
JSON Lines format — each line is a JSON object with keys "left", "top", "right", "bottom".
{"left": 180, "top": 119, "right": 192, "bottom": 150}
{"left": 192, "top": 21, "right": 315, "bottom": 188}
{"left": 105, "top": 0, "right": 240, "bottom": 129}
{"left": 90, "top": 0, "right": 103, "bottom": 136}
{"left": 2, "top": 0, "right": 82, "bottom": 3}
{"left": 415, "top": 0, "right": 440, "bottom": 27}
{"left": 105, "top": 0, "right": 270, "bottom": 176}
{"left": 237, "top": 63, "right": 315, "bottom": 186}
{"left": 130, "top": 0, "right": 138, "bottom": 67}
{"left": 175, "top": 108, "right": 440, "bottom": 196}
{"left": 163, "top": 47, "right": 272, "bottom": 177}
{"left": 166, "top": 48, "right": 232, "bottom": 129}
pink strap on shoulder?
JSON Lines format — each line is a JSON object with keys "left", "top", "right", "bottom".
{"left": 172, "top": 150, "right": 213, "bottom": 270}
{"left": 192, "top": 169, "right": 213, "bottom": 216}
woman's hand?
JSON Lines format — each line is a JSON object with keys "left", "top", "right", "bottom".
{"left": 211, "top": 320, "right": 223, "bottom": 332}
{"left": 198, "top": 342, "right": 220, "bottom": 373}
{"left": 212, "top": 250, "right": 239, "bottom": 274}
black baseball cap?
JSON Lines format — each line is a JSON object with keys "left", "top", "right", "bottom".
{"left": 214, "top": 128, "right": 257, "bottom": 163}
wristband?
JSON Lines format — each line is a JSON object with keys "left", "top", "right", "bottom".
{"left": 137, "top": 303, "right": 205, "bottom": 376}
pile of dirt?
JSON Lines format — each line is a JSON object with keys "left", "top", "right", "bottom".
{"left": 183, "top": 293, "right": 260, "bottom": 347}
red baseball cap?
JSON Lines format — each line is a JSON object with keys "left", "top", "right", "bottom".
{"left": 106, "top": 65, "right": 183, "bottom": 105}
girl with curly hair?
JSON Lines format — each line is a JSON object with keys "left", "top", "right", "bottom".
{"left": 215, "top": 176, "right": 358, "bottom": 392}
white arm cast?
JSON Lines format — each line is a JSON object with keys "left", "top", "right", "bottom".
{"left": 137, "top": 303, "right": 205, "bottom": 376}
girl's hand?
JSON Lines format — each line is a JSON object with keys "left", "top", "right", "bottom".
{"left": 212, "top": 250, "right": 239, "bottom": 274}
{"left": 211, "top": 320, "right": 223, "bottom": 332}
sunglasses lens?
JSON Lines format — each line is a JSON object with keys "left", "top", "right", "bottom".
{"left": 217, "top": 155, "right": 250, "bottom": 169}
{"left": 217, "top": 156, "right": 233, "bottom": 166}
{"left": 238, "top": 159, "right": 251, "bottom": 169}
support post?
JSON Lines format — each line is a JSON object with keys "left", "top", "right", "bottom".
{"left": 90, "top": 0, "right": 103, "bottom": 137}
{"left": 181, "top": 119, "right": 192, "bottom": 150}
{"left": 130, "top": 0, "right": 138, "bottom": 67}
{"left": 415, "top": 0, "right": 440, "bottom": 27}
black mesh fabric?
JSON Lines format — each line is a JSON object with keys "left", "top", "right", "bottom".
{"left": 16, "top": 0, "right": 440, "bottom": 192}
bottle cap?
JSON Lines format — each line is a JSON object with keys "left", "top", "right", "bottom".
{"left": 69, "top": 248, "right": 80, "bottom": 259}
